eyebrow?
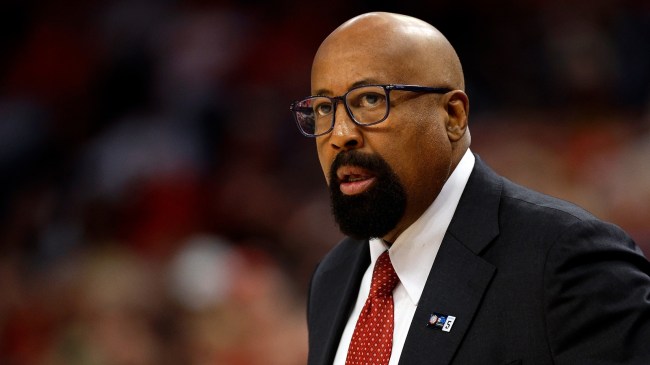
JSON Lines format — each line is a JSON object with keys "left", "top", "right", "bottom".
{"left": 313, "top": 78, "right": 382, "bottom": 97}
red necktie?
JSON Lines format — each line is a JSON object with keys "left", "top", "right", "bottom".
{"left": 346, "top": 251, "right": 400, "bottom": 365}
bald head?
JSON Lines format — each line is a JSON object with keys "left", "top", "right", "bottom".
{"left": 312, "top": 12, "right": 465, "bottom": 92}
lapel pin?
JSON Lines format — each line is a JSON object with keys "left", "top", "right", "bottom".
{"left": 427, "top": 312, "right": 456, "bottom": 332}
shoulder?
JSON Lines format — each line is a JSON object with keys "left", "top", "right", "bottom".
{"left": 463, "top": 156, "right": 612, "bottom": 247}
{"left": 469, "top": 157, "right": 644, "bottom": 265}
{"left": 498, "top": 172, "right": 645, "bottom": 257}
{"left": 471, "top": 154, "right": 594, "bottom": 223}
{"left": 500, "top": 177, "right": 596, "bottom": 227}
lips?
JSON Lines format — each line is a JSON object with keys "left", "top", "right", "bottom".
{"left": 336, "top": 165, "right": 377, "bottom": 195}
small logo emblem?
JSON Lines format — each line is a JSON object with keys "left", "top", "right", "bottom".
{"left": 427, "top": 313, "right": 456, "bottom": 332}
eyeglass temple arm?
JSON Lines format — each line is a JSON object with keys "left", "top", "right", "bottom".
{"left": 387, "top": 85, "right": 452, "bottom": 93}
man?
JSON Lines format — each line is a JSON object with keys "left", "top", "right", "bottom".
{"left": 290, "top": 12, "right": 650, "bottom": 365}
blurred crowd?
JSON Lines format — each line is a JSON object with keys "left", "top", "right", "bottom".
{"left": 0, "top": 0, "right": 648, "bottom": 364}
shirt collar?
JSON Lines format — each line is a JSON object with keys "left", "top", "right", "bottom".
{"left": 370, "top": 149, "right": 475, "bottom": 305}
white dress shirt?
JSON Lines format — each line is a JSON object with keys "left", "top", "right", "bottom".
{"left": 332, "top": 150, "right": 475, "bottom": 365}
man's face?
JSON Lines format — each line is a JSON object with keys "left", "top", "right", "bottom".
{"left": 311, "top": 29, "right": 454, "bottom": 242}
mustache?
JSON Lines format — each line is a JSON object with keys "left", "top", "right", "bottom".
{"left": 329, "top": 151, "right": 386, "bottom": 184}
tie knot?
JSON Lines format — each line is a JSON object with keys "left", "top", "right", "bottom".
{"left": 370, "top": 251, "right": 399, "bottom": 298}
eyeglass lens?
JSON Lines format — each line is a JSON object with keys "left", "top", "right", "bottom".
{"left": 293, "top": 86, "right": 389, "bottom": 136}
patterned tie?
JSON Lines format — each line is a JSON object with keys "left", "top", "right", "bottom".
{"left": 346, "top": 251, "right": 400, "bottom": 365}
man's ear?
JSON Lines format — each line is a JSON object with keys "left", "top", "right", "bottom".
{"left": 445, "top": 90, "right": 469, "bottom": 142}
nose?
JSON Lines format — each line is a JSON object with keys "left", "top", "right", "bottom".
{"left": 328, "top": 103, "right": 363, "bottom": 151}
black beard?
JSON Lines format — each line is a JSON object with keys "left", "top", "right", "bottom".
{"left": 329, "top": 151, "right": 407, "bottom": 240}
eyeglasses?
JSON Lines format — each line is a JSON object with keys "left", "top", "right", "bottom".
{"left": 289, "top": 84, "right": 452, "bottom": 137}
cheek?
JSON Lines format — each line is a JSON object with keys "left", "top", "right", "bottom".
{"left": 390, "top": 118, "right": 452, "bottom": 199}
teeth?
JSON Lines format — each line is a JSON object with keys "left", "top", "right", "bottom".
{"left": 348, "top": 176, "right": 365, "bottom": 182}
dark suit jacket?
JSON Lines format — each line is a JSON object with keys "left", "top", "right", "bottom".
{"left": 307, "top": 156, "right": 650, "bottom": 365}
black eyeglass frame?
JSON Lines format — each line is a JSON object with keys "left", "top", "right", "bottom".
{"left": 289, "top": 84, "right": 453, "bottom": 137}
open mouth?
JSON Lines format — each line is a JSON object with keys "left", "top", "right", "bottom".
{"left": 336, "top": 165, "right": 377, "bottom": 195}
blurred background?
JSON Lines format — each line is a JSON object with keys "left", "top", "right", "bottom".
{"left": 0, "top": 0, "right": 648, "bottom": 364}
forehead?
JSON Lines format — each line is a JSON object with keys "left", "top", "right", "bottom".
{"left": 311, "top": 32, "right": 428, "bottom": 95}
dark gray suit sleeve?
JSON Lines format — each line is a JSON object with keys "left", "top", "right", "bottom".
{"left": 543, "top": 219, "right": 650, "bottom": 364}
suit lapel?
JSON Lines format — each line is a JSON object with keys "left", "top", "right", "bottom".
{"left": 399, "top": 156, "right": 502, "bottom": 365}
{"left": 399, "top": 234, "right": 496, "bottom": 364}
{"left": 309, "top": 239, "right": 370, "bottom": 365}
